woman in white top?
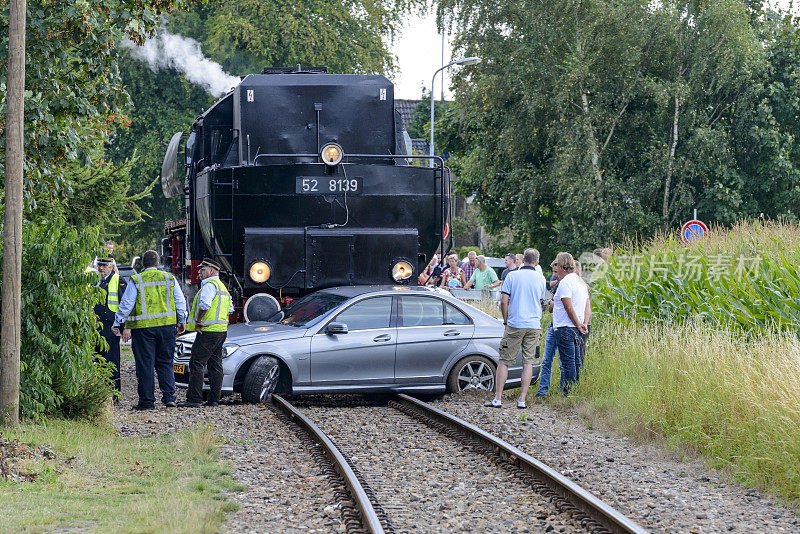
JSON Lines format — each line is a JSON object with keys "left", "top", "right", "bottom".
{"left": 551, "top": 252, "right": 589, "bottom": 393}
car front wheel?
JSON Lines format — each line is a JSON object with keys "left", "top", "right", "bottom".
{"left": 241, "top": 356, "right": 280, "bottom": 403}
{"left": 447, "top": 355, "right": 496, "bottom": 393}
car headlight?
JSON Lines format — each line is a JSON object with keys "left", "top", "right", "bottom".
{"left": 391, "top": 260, "right": 414, "bottom": 282}
{"left": 249, "top": 261, "right": 271, "bottom": 283}
{"left": 321, "top": 143, "right": 343, "bottom": 166}
{"left": 222, "top": 343, "right": 239, "bottom": 359}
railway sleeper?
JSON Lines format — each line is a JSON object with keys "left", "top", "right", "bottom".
{"left": 269, "top": 404, "right": 374, "bottom": 534}
{"left": 389, "top": 399, "right": 614, "bottom": 534}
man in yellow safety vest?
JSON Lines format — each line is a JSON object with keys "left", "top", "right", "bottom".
{"left": 95, "top": 249, "right": 126, "bottom": 395}
{"left": 112, "top": 249, "right": 187, "bottom": 410}
{"left": 178, "top": 257, "right": 233, "bottom": 408}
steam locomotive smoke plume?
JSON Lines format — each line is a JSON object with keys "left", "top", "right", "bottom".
{"left": 124, "top": 29, "right": 240, "bottom": 97}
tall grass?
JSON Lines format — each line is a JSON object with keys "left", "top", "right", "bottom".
{"left": 593, "top": 220, "right": 800, "bottom": 334}
{"left": 578, "top": 320, "right": 800, "bottom": 505}
{"left": 575, "top": 221, "right": 800, "bottom": 507}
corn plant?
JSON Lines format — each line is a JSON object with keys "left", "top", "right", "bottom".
{"left": 593, "top": 220, "right": 800, "bottom": 335}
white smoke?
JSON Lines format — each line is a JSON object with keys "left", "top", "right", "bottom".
{"left": 124, "top": 29, "right": 240, "bottom": 97}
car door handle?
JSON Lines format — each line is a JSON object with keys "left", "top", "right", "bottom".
{"left": 443, "top": 330, "right": 461, "bottom": 337}
{"left": 373, "top": 334, "right": 392, "bottom": 342}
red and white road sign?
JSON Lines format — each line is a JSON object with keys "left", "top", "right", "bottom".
{"left": 681, "top": 218, "right": 708, "bottom": 244}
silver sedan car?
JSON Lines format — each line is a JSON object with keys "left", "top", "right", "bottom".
{"left": 173, "top": 286, "right": 531, "bottom": 403}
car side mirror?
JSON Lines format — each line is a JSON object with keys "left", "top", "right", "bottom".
{"left": 325, "top": 322, "right": 348, "bottom": 335}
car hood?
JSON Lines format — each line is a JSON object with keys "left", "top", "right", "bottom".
{"left": 178, "top": 322, "right": 308, "bottom": 346}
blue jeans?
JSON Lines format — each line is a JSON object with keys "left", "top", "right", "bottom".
{"left": 131, "top": 325, "right": 177, "bottom": 406}
{"left": 536, "top": 326, "right": 558, "bottom": 396}
{"left": 576, "top": 324, "right": 590, "bottom": 381}
{"left": 554, "top": 326, "right": 580, "bottom": 393}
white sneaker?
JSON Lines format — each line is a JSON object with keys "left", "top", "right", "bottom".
{"left": 483, "top": 399, "right": 502, "bottom": 408}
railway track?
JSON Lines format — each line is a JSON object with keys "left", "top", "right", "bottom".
{"left": 272, "top": 394, "right": 648, "bottom": 534}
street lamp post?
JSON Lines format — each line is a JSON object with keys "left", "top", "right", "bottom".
{"left": 429, "top": 56, "right": 481, "bottom": 167}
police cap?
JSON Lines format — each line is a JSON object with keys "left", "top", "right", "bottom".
{"left": 199, "top": 257, "right": 222, "bottom": 271}
{"left": 97, "top": 250, "right": 115, "bottom": 264}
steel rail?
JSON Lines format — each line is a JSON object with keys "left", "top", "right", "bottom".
{"left": 272, "top": 395, "right": 385, "bottom": 534}
{"left": 395, "top": 394, "right": 649, "bottom": 534}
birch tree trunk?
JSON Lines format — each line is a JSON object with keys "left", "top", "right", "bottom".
{"left": 662, "top": 93, "right": 680, "bottom": 226}
{"left": 581, "top": 90, "right": 603, "bottom": 182}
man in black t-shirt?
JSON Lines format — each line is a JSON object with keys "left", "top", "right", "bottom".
{"left": 500, "top": 253, "right": 517, "bottom": 281}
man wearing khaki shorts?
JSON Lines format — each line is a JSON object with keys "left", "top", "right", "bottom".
{"left": 485, "top": 248, "right": 547, "bottom": 408}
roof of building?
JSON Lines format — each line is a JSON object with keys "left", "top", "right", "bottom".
{"left": 412, "top": 138, "right": 430, "bottom": 155}
{"left": 395, "top": 99, "right": 421, "bottom": 129}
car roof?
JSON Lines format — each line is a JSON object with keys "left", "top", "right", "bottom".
{"left": 318, "top": 285, "right": 438, "bottom": 297}
{"left": 484, "top": 257, "right": 506, "bottom": 269}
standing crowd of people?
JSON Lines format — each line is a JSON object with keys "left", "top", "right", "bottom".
{"left": 487, "top": 249, "right": 592, "bottom": 407}
{"left": 417, "top": 245, "right": 601, "bottom": 406}
{"left": 93, "top": 244, "right": 232, "bottom": 410}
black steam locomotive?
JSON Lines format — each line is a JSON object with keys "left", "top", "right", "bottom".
{"left": 161, "top": 67, "right": 451, "bottom": 318}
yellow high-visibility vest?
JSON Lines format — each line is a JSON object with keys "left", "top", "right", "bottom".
{"left": 187, "top": 277, "right": 231, "bottom": 332}
{"left": 126, "top": 269, "right": 179, "bottom": 329}
{"left": 106, "top": 273, "right": 120, "bottom": 312}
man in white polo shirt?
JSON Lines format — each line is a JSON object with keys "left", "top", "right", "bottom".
{"left": 551, "top": 252, "right": 589, "bottom": 394}
{"left": 485, "top": 248, "right": 547, "bottom": 409}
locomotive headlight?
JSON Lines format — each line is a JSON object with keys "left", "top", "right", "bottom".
{"left": 249, "top": 261, "right": 271, "bottom": 283}
{"left": 391, "top": 260, "right": 414, "bottom": 282}
{"left": 321, "top": 143, "right": 343, "bottom": 166}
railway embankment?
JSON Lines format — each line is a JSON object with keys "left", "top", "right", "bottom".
{"left": 11, "top": 347, "right": 792, "bottom": 533}
{"left": 433, "top": 390, "right": 799, "bottom": 533}
{"left": 560, "top": 220, "right": 800, "bottom": 517}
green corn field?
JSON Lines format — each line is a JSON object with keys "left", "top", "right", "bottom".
{"left": 592, "top": 220, "right": 800, "bottom": 334}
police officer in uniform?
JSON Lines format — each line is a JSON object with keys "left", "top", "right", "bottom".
{"left": 113, "top": 250, "right": 187, "bottom": 410}
{"left": 179, "top": 258, "right": 233, "bottom": 408}
{"left": 95, "top": 250, "right": 126, "bottom": 394}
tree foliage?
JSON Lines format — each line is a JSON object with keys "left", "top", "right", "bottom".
{"left": 169, "top": 0, "right": 423, "bottom": 75}
{"left": 109, "top": 53, "right": 212, "bottom": 250}
{"left": 0, "top": 0, "right": 182, "bottom": 209}
{"left": 406, "top": 90, "right": 450, "bottom": 140}
{"left": 0, "top": 0, "right": 183, "bottom": 419}
{"left": 1, "top": 218, "right": 111, "bottom": 420}
{"left": 437, "top": 0, "right": 800, "bottom": 259}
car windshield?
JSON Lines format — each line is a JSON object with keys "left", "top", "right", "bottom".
{"left": 265, "top": 292, "right": 349, "bottom": 328}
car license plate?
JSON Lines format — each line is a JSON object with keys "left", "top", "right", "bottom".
{"left": 174, "top": 364, "right": 186, "bottom": 374}
{"left": 296, "top": 176, "right": 362, "bottom": 195}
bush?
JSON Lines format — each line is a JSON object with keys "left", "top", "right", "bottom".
{"left": 455, "top": 246, "right": 482, "bottom": 259}
{"left": 1, "top": 217, "right": 107, "bottom": 420}
{"left": 58, "top": 359, "right": 115, "bottom": 420}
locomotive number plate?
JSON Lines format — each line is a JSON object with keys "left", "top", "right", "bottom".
{"left": 296, "top": 177, "right": 362, "bottom": 195}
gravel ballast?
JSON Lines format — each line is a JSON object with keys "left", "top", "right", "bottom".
{"left": 114, "top": 353, "right": 346, "bottom": 533}
{"left": 114, "top": 348, "right": 798, "bottom": 533}
{"left": 429, "top": 390, "right": 800, "bottom": 534}
{"left": 298, "top": 397, "right": 585, "bottom": 533}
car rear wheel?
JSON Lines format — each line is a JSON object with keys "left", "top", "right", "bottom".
{"left": 241, "top": 356, "right": 280, "bottom": 403}
{"left": 447, "top": 355, "right": 496, "bottom": 393}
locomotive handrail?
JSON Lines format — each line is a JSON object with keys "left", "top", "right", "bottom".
{"left": 249, "top": 153, "right": 449, "bottom": 258}
{"left": 251, "top": 153, "right": 445, "bottom": 167}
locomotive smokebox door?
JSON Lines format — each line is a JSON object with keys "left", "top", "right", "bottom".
{"left": 305, "top": 228, "right": 418, "bottom": 288}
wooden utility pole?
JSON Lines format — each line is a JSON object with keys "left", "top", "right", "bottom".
{"left": 1, "top": 0, "right": 27, "bottom": 427}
